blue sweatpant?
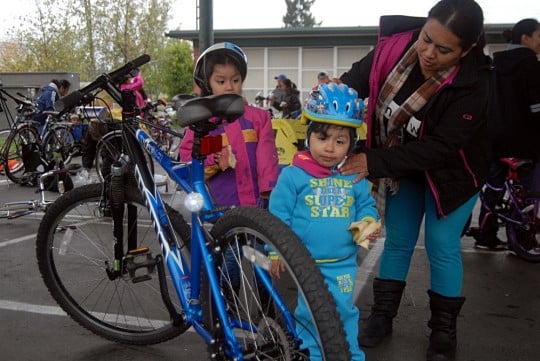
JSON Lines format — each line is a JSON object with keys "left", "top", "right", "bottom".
{"left": 295, "top": 253, "right": 364, "bottom": 361}
{"left": 379, "top": 179, "right": 477, "bottom": 297}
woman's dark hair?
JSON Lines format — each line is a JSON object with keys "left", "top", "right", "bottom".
{"left": 52, "top": 79, "right": 71, "bottom": 89}
{"left": 282, "top": 78, "right": 293, "bottom": 89}
{"left": 503, "top": 18, "right": 540, "bottom": 44}
{"left": 306, "top": 122, "right": 358, "bottom": 153}
{"left": 428, "top": 0, "right": 484, "bottom": 50}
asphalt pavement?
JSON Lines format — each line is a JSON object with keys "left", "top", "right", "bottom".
{"left": 0, "top": 168, "right": 538, "bottom": 361}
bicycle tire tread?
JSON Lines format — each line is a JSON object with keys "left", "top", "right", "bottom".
{"left": 211, "top": 206, "right": 351, "bottom": 361}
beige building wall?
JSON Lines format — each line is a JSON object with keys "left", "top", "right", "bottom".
{"left": 242, "top": 43, "right": 507, "bottom": 105}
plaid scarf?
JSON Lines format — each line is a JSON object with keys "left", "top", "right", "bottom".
{"left": 372, "top": 41, "right": 456, "bottom": 218}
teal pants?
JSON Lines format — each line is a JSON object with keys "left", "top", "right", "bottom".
{"left": 379, "top": 179, "right": 477, "bottom": 297}
{"left": 295, "top": 253, "right": 365, "bottom": 361}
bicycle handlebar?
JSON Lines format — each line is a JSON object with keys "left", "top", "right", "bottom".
{"left": 54, "top": 54, "right": 151, "bottom": 113}
{"left": 0, "top": 88, "right": 35, "bottom": 108}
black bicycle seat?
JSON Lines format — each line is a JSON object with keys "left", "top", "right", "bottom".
{"left": 176, "top": 94, "right": 245, "bottom": 128}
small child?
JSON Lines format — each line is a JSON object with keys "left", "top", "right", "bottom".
{"left": 269, "top": 82, "right": 380, "bottom": 361}
{"left": 179, "top": 42, "right": 279, "bottom": 208}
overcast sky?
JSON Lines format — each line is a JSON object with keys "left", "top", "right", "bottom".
{"left": 1, "top": 0, "right": 538, "bottom": 41}
{"left": 168, "top": 0, "right": 539, "bottom": 30}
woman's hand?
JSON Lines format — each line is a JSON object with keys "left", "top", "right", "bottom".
{"left": 339, "top": 153, "right": 369, "bottom": 183}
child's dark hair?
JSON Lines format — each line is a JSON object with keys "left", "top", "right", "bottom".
{"left": 307, "top": 122, "right": 357, "bottom": 153}
{"left": 503, "top": 18, "right": 540, "bottom": 44}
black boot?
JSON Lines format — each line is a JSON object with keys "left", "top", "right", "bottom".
{"left": 358, "top": 278, "right": 406, "bottom": 347}
{"left": 426, "top": 290, "right": 466, "bottom": 361}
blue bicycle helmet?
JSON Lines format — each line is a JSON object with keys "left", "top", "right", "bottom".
{"left": 194, "top": 42, "right": 248, "bottom": 95}
{"left": 301, "top": 82, "right": 363, "bottom": 128}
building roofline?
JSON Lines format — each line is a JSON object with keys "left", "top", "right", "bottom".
{"left": 166, "top": 24, "right": 514, "bottom": 48}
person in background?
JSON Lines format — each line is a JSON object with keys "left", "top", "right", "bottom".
{"left": 273, "top": 77, "right": 301, "bottom": 118}
{"left": 33, "top": 79, "right": 71, "bottom": 128}
{"left": 119, "top": 70, "right": 147, "bottom": 109}
{"left": 267, "top": 74, "right": 287, "bottom": 110}
{"left": 312, "top": 71, "right": 331, "bottom": 90}
{"left": 269, "top": 82, "right": 380, "bottom": 361}
{"left": 467, "top": 18, "right": 540, "bottom": 250}
{"left": 338, "top": 1, "right": 491, "bottom": 360}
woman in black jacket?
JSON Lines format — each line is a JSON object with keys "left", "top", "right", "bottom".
{"left": 469, "top": 18, "right": 540, "bottom": 249}
{"left": 339, "top": 1, "right": 491, "bottom": 360}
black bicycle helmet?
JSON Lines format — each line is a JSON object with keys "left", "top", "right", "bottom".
{"left": 193, "top": 42, "right": 248, "bottom": 95}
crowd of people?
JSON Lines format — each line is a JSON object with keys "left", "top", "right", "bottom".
{"left": 26, "top": 1, "right": 539, "bottom": 359}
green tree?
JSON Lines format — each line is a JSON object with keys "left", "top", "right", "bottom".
{"left": 1, "top": 0, "right": 82, "bottom": 73}
{"left": 0, "top": 0, "right": 194, "bottom": 98}
{"left": 283, "top": 0, "right": 320, "bottom": 28}
{"left": 151, "top": 40, "right": 194, "bottom": 98}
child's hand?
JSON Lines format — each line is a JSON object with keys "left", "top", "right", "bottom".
{"left": 214, "top": 145, "right": 236, "bottom": 171}
{"left": 270, "top": 259, "right": 285, "bottom": 279}
{"left": 366, "top": 227, "right": 381, "bottom": 241}
{"left": 348, "top": 220, "right": 382, "bottom": 249}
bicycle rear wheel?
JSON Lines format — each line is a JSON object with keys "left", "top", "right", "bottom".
{"left": 36, "top": 183, "right": 192, "bottom": 344}
{"left": 42, "top": 124, "right": 75, "bottom": 164}
{"left": 2, "top": 124, "right": 40, "bottom": 183}
{"left": 505, "top": 195, "right": 540, "bottom": 262}
{"left": 0, "top": 129, "right": 14, "bottom": 175}
{"left": 203, "top": 206, "right": 350, "bottom": 361}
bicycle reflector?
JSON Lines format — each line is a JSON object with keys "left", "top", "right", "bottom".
{"left": 184, "top": 192, "right": 204, "bottom": 212}
{"left": 200, "top": 135, "right": 223, "bottom": 156}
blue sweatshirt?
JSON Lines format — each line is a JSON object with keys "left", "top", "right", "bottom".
{"left": 269, "top": 151, "right": 378, "bottom": 262}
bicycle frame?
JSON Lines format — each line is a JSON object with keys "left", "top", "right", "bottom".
{"left": 479, "top": 160, "right": 533, "bottom": 228}
{"left": 41, "top": 55, "right": 352, "bottom": 359}
{"left": 118, "top": 102, "right": 296, "bottom": 357}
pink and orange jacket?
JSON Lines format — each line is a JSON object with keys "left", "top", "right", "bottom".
{"left": 179, "top": 103, "right": 279, "bottom": 207}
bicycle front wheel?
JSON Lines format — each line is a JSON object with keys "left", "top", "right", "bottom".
{"left": 203, "top": 206, "right": 350, "bottom": 361}
{"left": 2, "top": 124, "right": 40, "bottom": 183}
{"left": 95, "top": 130, "right": 154, "bottom": 181}
{"left": 36, "top": 183, "right": 192, "bottom": 344}
{"left": 506, "top": 195, "right": 540, "bottom": 262}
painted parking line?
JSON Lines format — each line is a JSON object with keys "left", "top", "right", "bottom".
{"left": 0, "top": 299, "right": 66, "bottom": 316}
{"left": 0, "top": 234, "right": 35, "bottom": 248}
{"left": 354, "top": 237, "right": 384, "bottom": 302}
{"left": 0, "top": 299, "right": 196, "bottom": 332}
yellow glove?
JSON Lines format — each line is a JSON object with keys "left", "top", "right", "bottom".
{"left": 348, "top": 220, "right": 382, "bottom": 249}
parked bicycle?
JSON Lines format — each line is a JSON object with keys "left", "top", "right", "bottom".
{"left": 468, "top": 157, "right": 540, "bottom": 262}
{"left": 1, "top": 89, "right": 83, "bottom": 184}
{"left": 0, "top": 86, "right": 38, "bottom": 177}
{"left": 36, "top": 55, "right": 350, "bottom": 360}
{"left": 0, "top": 167, "right": 70, "bottom": 219}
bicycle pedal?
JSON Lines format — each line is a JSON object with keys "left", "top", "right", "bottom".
{"left": 124, "top": 248, "right": 159, "bottom": 283}
{"left": 131, "top": 274, "right": 152, "bottom": 283}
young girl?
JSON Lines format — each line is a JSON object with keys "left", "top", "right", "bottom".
{"left": 269, "top": 82, "right": 380, "bottom": 361}
{"left": 179, "top": 42, "right": 279, "bottom": 208}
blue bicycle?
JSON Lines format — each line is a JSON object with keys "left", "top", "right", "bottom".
{"left": 36, "top": 55, "right": 349, "bottom": 360}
